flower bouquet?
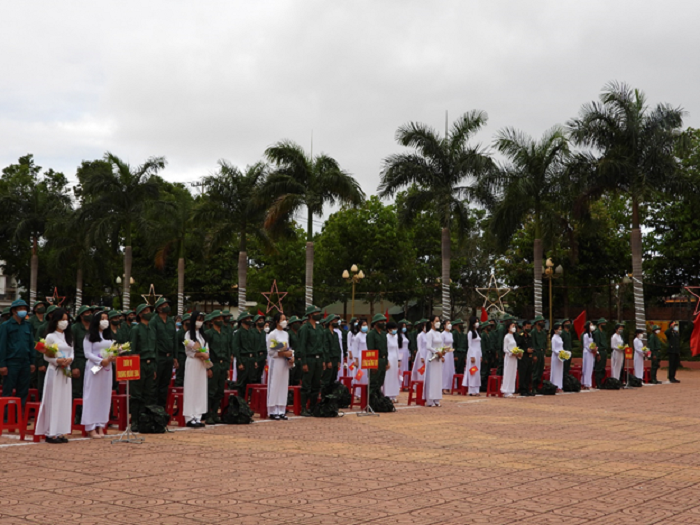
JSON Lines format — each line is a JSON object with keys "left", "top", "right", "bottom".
{"left": 429, "top": 346, "right": 453, "bottom": 361}
{"left": 589, "top": 342, "right": 598, "bottom": 354}
{"left": 57, "top": 351, "right": 72, "bottom": 378}
{"left": 642, "top": 346, "right": 651, "bottom": 359}
{"left": 35, "top": 339, "right": 59, "bottom": 357}
{"left": 559, "top": 350, "right": 572, "bottom": 361}
{"left": 511, "top": 347, "right": 524, "bottom": 358}
{"left": 184, "top": 339, "right": 214, "bottom": 369}
{"left": 102, "top": 342, "right": 130, "bottom": 359}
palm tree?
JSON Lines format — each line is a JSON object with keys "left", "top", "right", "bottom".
{"left": 487, "top": 126, "right": 570, "bottom": 317}
{"left": 567, "top": 81, "right": 685, "bottom": 332}
{"left": 378, "top": 111, "right": 492, "bottom": 319}
{"left": 264, "top": 141, "right": 365, "bottom": 308}
{"left": 194, "top": 161, "right": 270, "bottom": 309}
{"left": 80, "top": 153, "right": 166, "bottom": 309}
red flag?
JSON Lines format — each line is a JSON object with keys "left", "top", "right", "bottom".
{"left": 323, "top": 310, "right": 328, "bottom": 319}
{"left": 385, "top": 309, "right": 389, "bottom": 321}
{"left": 480, "top": 307, "right": 488, "bottom": 322}
{"left": 691, "top": 314, "right": 700, "bottom": 356}
{"left": 469, "top": 366, "right": 478, "bottom": 375}
{"left": 355, "top": 369, "right": 364, "bottom": 381}
{"left": 257, "top": 309, "right": 264, "bottom": 316}
{"left": 573, "top": 310, "right": 586, "bottom": 339}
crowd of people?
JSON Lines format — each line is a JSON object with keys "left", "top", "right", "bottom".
{"left": 0, "top": 297, "right": 682, "bottom": 443}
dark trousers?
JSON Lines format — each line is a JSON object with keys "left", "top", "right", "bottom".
{"left": 236, "top": 357, "right": 257, "bottom": 401}
{"left": 254, "top": 355, "right": 266, "bottom": 384}
{"left": 131, "top": 359, "right": 157, "bottom": 427}
{"left": 71, "top": 358, "right": 86, "bottom": 400}
{"left": 156, "top": 355, "right": 174, "bottom": 407}
{"left": 33, "top": 354, "right": 46, "bottom": 398}
{"left": 563, "top": 356, "right": 572, "bottom": 377}
{"left": 480, "top": 357, "right": 491, "bottom": 392}
{"left": 322, "top": 360, "right": 340, "bottom": 390}
{"left": 518, "top": 357, "right": 534, "bottom": 394}
{"left": 301, "top": 357, "right": 323, "bottom": 409}
{"left": 532, "top": 349, "right": 545, "bottom": 387}
{"left": 2, "top": 361, "right": 31, "bottom": 409}
{"left": 207, "top": 361, "right": 228, "bottom": 419}
{"left": 454, "top": 352, "right": 466, "bottom": 375}
{"left": 369, "top": 359, "right": 387, "bottom": 398}
{"left": 668, "top": 353, "right": 680, "bottom": 381}
{"left": 175, "top": 352, "right": 186, "bottom": 387}
{"left": 651, "top": 356, "right": 660, "bottom": 382}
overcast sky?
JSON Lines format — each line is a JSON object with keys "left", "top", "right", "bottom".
{"left": 2, "top": 0, "right": 698, "bottom": 228}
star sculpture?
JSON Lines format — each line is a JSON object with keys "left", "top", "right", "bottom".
{"left": 141, "top": 284, "right": 162, "bottom": 307}
{"left": 684, "top": 286, "right": 700, "bottom": 316}
{"left": 46, "top": 287, "right": 66, "bottom": 307}
{"left": 261, "top": 280, "right": 288, "bottom": 315}
{"left": 475, "top": 274, "right": 511, "bottom": 315}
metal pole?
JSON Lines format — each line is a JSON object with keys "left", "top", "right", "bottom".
{"left": 351, "top": 280, "right": 356, "bottom": 318}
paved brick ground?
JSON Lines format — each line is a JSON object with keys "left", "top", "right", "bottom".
{"left": 2, "top": 370, "right": 700, "bottom": 524}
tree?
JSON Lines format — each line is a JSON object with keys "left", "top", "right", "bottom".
{"left": 487, "top": 126, "right": 570, "bottom": 317}
{"left": 264, "top": 140, "right": 365, "bottom": 308}
{"left": 378, "top": 111, "right": 492, "bottom": 320}
{"left": 568, "top": 81, "right": 685, "bottom": 332}
{"left": 78, "top": 153, "right": 166, "bottom": 309}
{"left": 194, "top": 161, "right": 269, "bottom": 309}
{"left": 0, "top": 155, "right": 71, "bottom": 303}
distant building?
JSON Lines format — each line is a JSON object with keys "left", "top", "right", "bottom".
{"left": 0, "top": 261, "right": 20, "bottom": 309}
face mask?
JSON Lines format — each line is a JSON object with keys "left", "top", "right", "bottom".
{"left": 131, "top": 321, "right": 138, "bottom": 326}
{"left": 313, "top": 314, "right": 322, "bottom": 321}
{"left": 434, "top": 321, "right": 441, "bottom": 330}
{"left": 215, "top": 320, "right": 224, "bottom": 327}
{"left": 36, "top": 307, "right": 46, "bottom": 314}
{"left": 446, "top": 324, "right": 452, "bottom": 331}
{"left": 264, "top": 326, "right": 270, "bottom": 333}
{"left": 195, "top": 321, "right": 204, "bottom": 329}
{"left": 143, "top": 312, "right": 155, "bottom": 321}
{"left": 17, "top": 310, "right": 28, "bottom": 319}
{"left": 377, "top": 323, "right": 385, "bottom": 330}
{"left": 331, "top": 323, "right": 338, "bottom": 329}
{"left": 161, "top": 306, "right": 171, "bottom": 314}
{"left": 510, "top": 326, "right": 516, "bottom": 333}
{"left": 361, "top": 326, "right": 368, "bottom": 333}
{"left": 84, "top": 314, "right": 93, "bottom": 323}
{"left": 556, "top": 330, "right": 562, "bottom": 335}
{"left": 618, "top": 329, "right": 623, "bottom": 334}
{"left": 402, "top": 327, "right": 407, "bottom": 333}
{"left": 343, "top": 325, "right": 349, "bottom": 331}
{"left": 674, "top": 326, "right": 679, "bottom": 332}
{"left": 654, "top": 330, "right": 660, "bottom": 334}
{"left": 99, "top": 320, "right": 109, "bottom": 330}
{"left": 474, "top": 322, "right": 479, "bottom": 329}
{"left": 354, "top": 322, "right": 358, "bottom": 327}
{"left": 637, "top": 334, "right": 643, "bottom": 339}
{"left": 57, "top": 320, "right": 69, "bottom": 330}
{"left": 590, "top": 326, "right": 595, "bottom": 332}
{"left": 176, "top": 322, "right": 182, "bottom": 328}
{"left": 391, "top": 329, "right": 397, "bottom": 335}
{"left": 256, "top": 322, "right": 264, "bottom": 329}
{"left": 278, "top": 320, "right": 287, "bottom": 329}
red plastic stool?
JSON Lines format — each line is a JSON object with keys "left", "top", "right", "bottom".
{"left": 28, "top": 388, "right": 39, "bottom": 402}
{"left": 401, "top": 371, "right": 412, "bottom": 391}
{"left": 451, "top": 374, "right": 464, "bottom": 395}
{"left": 245, "top": 384, "right": 265, "bottom": 403}
{"left": 71, "top": 398, "right": 87, "bottom": 436}
{"left": 338, "top": 376, "right": 353, "bottom": 393}
{"left": 643, "top": 367, "right": 651, "bottom": 383}
{"left": 570, "top": 369, "right": 582, "bottom": 382}
{"left": 0, "top": 397, "right": 25, "bottom": 440}
{"left": 487, "top": 375, "right": 503, "bottom": 397}
{"left": 23, "top": 401, "right": 42, "bottom": 442}
{"left": 165, "top": 391, "right": 185, "bottom": 426}
{"left": 109, "top": 394, "right": 128, "bottom": 430}
{"left": 250, "top": 386, "right": 268, "bottom": 418}
{"left": 407, "top": 381, "right": 425, "bottom": 406}
{"left": 287, "top": 385, "right": 301, "bottom": 415}
{"left": 350, "top": 384, "right": 369, "bottom": 409}
{"left": 490, "top": 368, "right": 498, "bottom": 376}
{"left": 118, "top": 382, "right": 126, "bottom": 395}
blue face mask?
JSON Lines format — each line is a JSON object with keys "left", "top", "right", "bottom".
{"left": 176, "top": 322, "right": 182, "bottom": 328}
{"left": 361, "top": 326, "right": 368, "bottom": 333}
{"left": 390, "top": 329, "right": 397, "bottom": 335}
{"left": 402, "top": 327, "right": 407, "bottom": 333}
{"left": 17, "top": 310, "right": 28, "bottom": 319}
{"left": 343, "top": 325, "right": 349, "bottom": 331}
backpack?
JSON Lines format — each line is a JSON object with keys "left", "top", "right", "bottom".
{"left": 330, "top": 381, "right": 352, "bottom": 409}
{"left": 312, "top": 391, "right": 340, "bottom": 418}
{"left": 138, "top": 405, "right": 170, "bottom": 434}
{"left": 627, "top": 374, "right": 643, "bottom": 388}
{"left": 539, "top": 380, "right": 558, "bottom": 396}
{"left": 222, "top": 395, "right": 254, "bottom": 424}
{"left": 370, "top": 392, "right": 396, "bottom": 412}
{"left": 602, "top": 377, "right": 622, "bottom": 390}
{"left": 563, "top": 374, "right": 581, "bottom": 393}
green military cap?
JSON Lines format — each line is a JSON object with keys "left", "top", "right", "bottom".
{"left": 46, "top": 305, "right": 58, "bottom": 316}
{"left": 108, "top": 310, "right": 122, "bottom": 319}
{"left": 452, "top": 319, "right": 464, "bottom": 325}
{"left": 370, "top": 313, "right": 386, "bottom": 326}
{"left": 2, "top": 307, "right": 11, "bottom": 316}
{"left": 553, "top": 322, "right": 562, "bottom": 329}
{"left": 154, "top": 297, "right": 170, "bottom": 309}
{"left": 651, "top": 324, "right": 660, "bottom": 331}
{"left": 222, "top": 309, "right": 232, "bottom": 317}
{"left": 597, "top": 317, "right": 608, "bottom": 325}
{"left": 324, "top": 314, "right": 338, "bottom": 325}
{"left": 301, "top": 315, "right": 308, "bottom": 321}
{"left": 204, "top": 312, "right": 213, "bottom": 322}
{"left": 287, "top": 315, "right": 301, "bottom": 325}
{"left": 76, "top": 305, "right": 91, "bottom": 317}
{"left": 562, "top": 318, "right": 571, "bottom": 324}
{"left": 349, "top": 317, "right": 357, "bottom": 324}
{"left": 210, "top": 310, "right": 224, "bottom": 319}
{"left": 135, "top": 303, "right": 151, "bottom": 316}
{"left": 32, "top": 300, "right": 49, "bottom": 310}
{"left": 88, "top": 305, "right": 101, "bottom": 311}
{"left": 533, "top": 315, "right": 545, "bottom": 323}
{"left": 417, "top": 318, "right": 428, "bottom": 324}
{"left": 304, "top": 304, "right": 321, "bottom": 316}
{"left": 253, "top": 314, "right": 263, "bottom": 323}
{"left": 237, "top": 310, "right": 253, "bottom": 322}
{"left": 398, "top": 318, "right": 410, "bottom": 325}
{"left": 182, "top": 313, "right": 191, "bottom": 322}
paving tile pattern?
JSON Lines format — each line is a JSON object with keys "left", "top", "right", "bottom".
{"left": 2, "top": 370, "right": 700, "bottom": 524}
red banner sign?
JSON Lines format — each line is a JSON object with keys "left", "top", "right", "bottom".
{"left": 116, "top": 355, "right": 141, "bottom": 381}
{"left": 361, "top": 350, "right": 378, "bottom": 370}
{"left": 624, "top": 346, "right": 634, "bottom": 360}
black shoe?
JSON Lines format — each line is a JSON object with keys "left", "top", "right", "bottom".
{"left": 195, "top": 422, "right": 206, "bottom": 427}
{"left": 45, "top": 436, "right": 63, "bottom": 444}
{"left": 205, "top": 416, "right": 216, "bottom": 425}
{"left": 269, "top": 415, "right": 280, "bottom": 420}
{"left": 653, "top": 380, "right": 662, "bottom": 384}
{"left": 279, "top": 415, "right": 289, "bottom": 420}
{"left": 186, "top": 421, "right": 198, "bottom": 428}
{"left": 59, "top": 436, "right": 69, "bottom": 443}
{"left": 213, "top": 416, "right": 222, "bottom": 424}
{"left": 300, "top": 409, "right": 312, "bottom": 417}
{"left": 671, "top": 379, "right": 681, "bottom": 383}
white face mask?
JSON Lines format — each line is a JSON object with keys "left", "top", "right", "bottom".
{"left": 654, "top": 330, "right": 660, "bottom": 334}
{"left": 475, "top": 322, "right": 480, "bottom": 329}
{"left": 509, "top": 326, "right": 516, "bottom": 333}
{"left": 434, "top": 321, "right": 441, "bottom": 330}
{"left": 618, "top": 329, "right": 623, "bottom": 334}
{"left": 280, "top": 321, "right": 288, "bottom": 330}
{"left": 264, "top": 326, "right": 270, "bottom": 333}
{"left": 637, "top": 334, "right": 643, "bottom": 339}
{"left": 99, "top": 320, "right": 109, "bottom": 330}
{"left": 445, "top": 324, "right": 452, "bottom": 331}
{"left": 673, "top": 326, "right": 679, "bottom": 332}
{"left": 57, "top": 320, "right": 69, "bottom": 331}
{"left": 590, "top": 326, "right": 595, "bottom": 332}
{"left": 195, "top": 321, "right": 204, "bottom": 329}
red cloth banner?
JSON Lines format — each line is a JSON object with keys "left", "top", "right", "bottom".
{"left": 116, "top": 355, "right": 141, "bottom": 381}
{"left": 361, "top": 350, "right": 378, "bottom": 370}
{"left": 573, "top": 311, "right": 586, "bottom": 339}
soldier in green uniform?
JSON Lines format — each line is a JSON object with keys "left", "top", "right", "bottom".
{"left": 204, "top": 310, "right": 229, "bottom": 424}
{"left": 322, "top": 314, "right": 342, "bottom": 389}
{"left": 71, "top": 306, "right": 93, "bottom": 422}
{"left": 406, "top": 320, "right": 418, "bottom": 369}
{"left": 593, "top": 318, "right": 609, "bottom": 388}
{"left": 517, "top": 320, "right": 535, "bottom": 396}
{"left": 28, "top": 300, "right": 49, "bottom": 392}
{"left": 129, "top": 303, "right": 158, "bottom": 432}
{"left": 531, "top": 315, "right": 547, "bottom": 389}
{"left": 0, "top": 299, "right": 35, "bottom": 408}
{"left": 108, "top": 310, "right": 125, "bottom": 392}
{"left": 298, "top": 305, "right": 324, "bottom": 416}
{"left": 175, "top": 313, "right": 190, "bottom": 387}
{"left": 366, "top": 314, "right": 388, "bottom": 400}
{"left": 450, "top": 319, "right": 466, "bottom": 375}
{"left": 151, "top": 298, "right": 178, "bottom": 407}
{"left": 561, "top": 319, "right": 573, "bottom": 376}
{"left": 233, "top": 311, "right": 256, "bottom": 400}
{"left": 252, "top": 315, "right": 267, "bottom": 384}
{"left": 648, "top": 324, "right": 662, "bottom": 384}
{"left": 665, "top": 321, "right": 680, "bottom": 383}
{"left": 287, "top": 316, "right": 303, "bottom": 386}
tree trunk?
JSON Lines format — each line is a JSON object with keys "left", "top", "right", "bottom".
{"left": 238, "top": 251, "right": 247, "bottom": 311}
{"left": 305, "top": 242, "right": 314, "bottom": 308}
{"left": 30, "top": 236, "right": 38, "bottom": 304}
{"left": 75, "top": 266, "right": 83, "bottom": 313}
{"left": 631, "top": 227, "right": 646, "bottom": 332}
{"left": 533, "top": 238, "right": 543, "bottom": 317}
{"left": 562, "top": 271, "right": 569, "bottom": 319}
{"left": 123, "top": 245, "right": 132, "bottom": 310}
{"left": 177, "top": 257, "right": 185, "bottom": 316}
{"left": 441, "top": 227, "right": 451, "bottom": 320}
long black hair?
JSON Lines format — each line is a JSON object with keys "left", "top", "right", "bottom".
{"left": 272, "top": 312, "right": 286, "bottom": 329}
{"left": 47, "top": 308, "right": 73, "bottom": 347}
{"left": 88, "top": 310, "right": 113, "bottom": 343}
{"left": 468, "top": 316, "right": 479, "bottom": 341}
{"left": 189, "top": 310, "right": 207, "bottom": 343}
{"left": 387, "top": 321, "right": 403, "bottom": 349}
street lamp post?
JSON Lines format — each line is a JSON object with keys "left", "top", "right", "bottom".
{"left": 543, "top": 258, "right": 563, "bottom": 349}
{"left": 343, "top": 265, "right": 364, "bottom": 318}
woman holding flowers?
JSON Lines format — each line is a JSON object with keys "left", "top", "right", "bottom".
{"left": 82, "top": 311, "right": 115, "bottom": 438}
{"left": 183, "top": 311, "right": 209, "bottom": 427}
{"left": 351, "top": 319, "right": 369, "bottom": 399}
{"left": 441, "top": 320, "right": 455, "bottom": 393}
{"left": 423, "top": 316, "right": 444, "bottom": 407}
{"left": 581, "top": 321, "right": 596, "bottom": 390}
{"left": 266, "top": 312, "right": 293, "bottom": 420}
{"left": 411, "top": 321, "right": 427, "bottom": 382}
{"left": 35, "top": 308, "right": 73, "bottom": 443}
{"left": 501, "top": 320, "right": 519, "bottom": 397}
{"left": 633, "top": 329, "right": 645, "bottom": 380}
{"left": 462, "top": 317, "right": 482, "bottom": 396}
{"left": 549, "top": 323, "right": 565, "bottom": 391}
{"left": 610, "top": 324, "right": 625, "bottom": 381}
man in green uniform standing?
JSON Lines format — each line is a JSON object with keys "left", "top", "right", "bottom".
{"left": 233, "top": 311, "right": 256, "bottom": 400}
{"left": 593, "top": 318, "right": 609, "bottom": 388}
{"left": 71, "top": 306, "right": 92, "bottom": 422}
{"left": 175, "top": 314, "right": 190, "bottom": 387}
{"left": 531, "top": 316, "right": 547, "bottom": 389}
{"left": 665, "top": 321, "right": 680, "bottom": 383}
{"left": 205, "top": 310, "right": 229, "bottom": 424}
{"left": 29, "top": 300, "right": 48, "bottom": 392}
{"left": 287, "top": 316, "right": 303, "bottom": 386}
{"left": 648, "top": 324, "right": 662, "bottom": 384}
{"left": 151, "top": 298, "right": 178, "bottom": 407}
{"left": 517, "top": 320, "right": 535, "bottom": 396}
{"left": 252, "top": 315, "right": 267, "bottom": 384}
{"left": 322, "top": 314, "right": 342, "bottom": 389}
{"left": 451, "top": 319, "right": 467, "bottom": 375}
{"left": 406, "top": 320, "right": 418, "bottom": 369}
{"left": 0, "top": 299, "right": 35, "bottom": 408}
{"left": 298, "top": 305, "right": 324, "bottom": 416}
{"left": 561, "top": 319, "right": 573, "bottom": 376}
{"left": 366, "top": 314, "right": 388, "bottom": 400}
{"left": 108, "top": 310, "right": 125, "bottom": 392}
{"left": 129, "top": 304, "right": 158, "bottom": 432}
